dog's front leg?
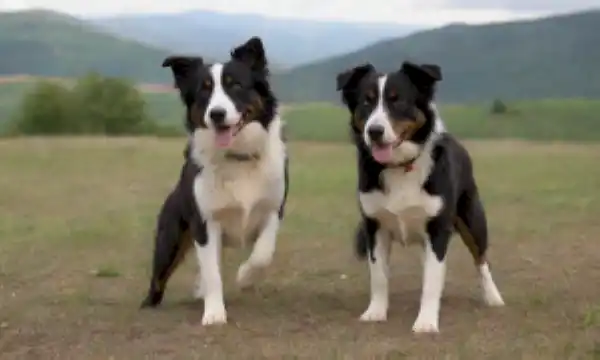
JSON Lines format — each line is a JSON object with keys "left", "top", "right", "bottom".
{"left": 360, "top": 229, "right": 391, "bottom": 322}
{"left": 412, "top": 235, "right": 447, "bottom": 333}
{"left": 194, "top": 220, "right": 227, "bottom": 325}
{"left": 237, "top": 212, "right": 280, "bottom": 288}
{"left": 412, "top": 194, "right": 451, "bottom": 333}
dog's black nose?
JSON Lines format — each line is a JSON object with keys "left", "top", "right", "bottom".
{"left": 209, "top": 108, "right": 227, "bottom": 126}
{"left": 367, "top": 125, "right": 385, "bottom": 142}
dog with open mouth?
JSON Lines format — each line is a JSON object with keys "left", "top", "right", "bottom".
{"left": 140, "top": 36, "right": 289, "bottom": 326}
{"left": 335, "top": 61, "right": 505, "bottom": 333}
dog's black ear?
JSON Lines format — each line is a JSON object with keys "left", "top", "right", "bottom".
{"left": 401, "top": 61, "right": 442, "bottom": 89}
{"left": 162, "top": 56, "right": 203, "bottom": 103}
{"left": 231, "top": 36, "right": 267, "bottom": 74}
{"left": 336, "top": 63, "right": 375, "bottom": 91}
{"left": 335, "top": 63, "right": 375, "bottom": 109}
{"left": 421, "top": 63, "right": 442, "bottom": 81}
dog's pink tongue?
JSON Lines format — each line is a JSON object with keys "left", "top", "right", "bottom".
{"left": 371, "top": 145, "right": 393, "bottom": 163}
{"left": 215, "top": 128, "right": 234, "bottom": 148}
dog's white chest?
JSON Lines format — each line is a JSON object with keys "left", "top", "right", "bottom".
{"left": 193, "top": 159, "right": 284, "bottom": 245}
{"left": 359, "top": 165, "right": 443, "bottom": 245}
{"left": 194, "top": 160, "right": 283, "bottom": 220}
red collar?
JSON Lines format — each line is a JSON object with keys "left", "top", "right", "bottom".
{"left": 388, "top": 157, "right": 417, "bottom": 172}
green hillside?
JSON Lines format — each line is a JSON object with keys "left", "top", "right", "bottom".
{"left": 0, "top": 10, "right": 172, "bottom": 84}
{"left": 272, "top": 10, "right": 600, "bottom": 104}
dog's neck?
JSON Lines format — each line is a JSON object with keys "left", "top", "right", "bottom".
{"left": 223, "top": 150, "right": 261, "bottom": 162}
{"left": 189, "top": 116, "right": 283, "bottom": 168}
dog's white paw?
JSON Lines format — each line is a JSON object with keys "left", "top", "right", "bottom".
{"left": 480, "top": 263, "right": 505, "bottom": 307}
{"left": 236, "top": 262, "right": 254, "bottom": 289}
{"left": 359, "top": 302, "right": 388, "bottom": 322}
{"left": 484, "top": 291, "right": 505, "bottom": 307}
{"left": 411, "top": 314, "right": 439, "bottom": 333}
{"left": 201, "top": 302, "right": 227, "bottom": 326}
{"left": 236, "top": 262, "right": 266, "bottom": 289}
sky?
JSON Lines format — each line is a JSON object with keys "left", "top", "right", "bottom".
{"left": 0, "top": 0, "right": 598, "bottom": 25}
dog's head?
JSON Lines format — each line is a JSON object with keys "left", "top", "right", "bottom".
{"left": 336, "top": 61, "right": 442, "bottom": 165}
{"left": 163, "top": 36, "right": 276, "bottom": 150}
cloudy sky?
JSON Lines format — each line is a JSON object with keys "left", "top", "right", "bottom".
{"left": 0, "top": 0, "right": 597, "bottom": 25}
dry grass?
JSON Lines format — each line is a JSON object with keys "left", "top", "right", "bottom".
{"left": 1, "top": 137, "right": 599, "bottom": 359}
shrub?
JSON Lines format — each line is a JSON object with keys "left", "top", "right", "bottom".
{"left": 490, "top": 99, "right": 508, "bottom": 114}
{"left": 11, "top": 73, "right": 156, "bottom": 135}
{"left": 72, "top": 73, "right": 152, "bottom": 135}
{"left": 12, "top": 80, "right": 80, "bottom": 134}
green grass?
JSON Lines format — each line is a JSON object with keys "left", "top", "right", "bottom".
{"left": 2, "top": 79, "right": 600, "bottom": 141}
{"left": 283, "top": 99, "right": 600, "bottom": 142}
{"left": 0, "top": 137, "right": 599, "bottom": 358}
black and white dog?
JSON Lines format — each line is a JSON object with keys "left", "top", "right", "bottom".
{"left": 140, "top": 37, "right": 288, "bottom": 326}
{"left": 335, "top": 61, "right": 504, "bottom": 333}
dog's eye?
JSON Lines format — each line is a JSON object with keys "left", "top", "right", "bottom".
{"left": 389, "top": 92, "right": 399, "bottom": 102}
{"left": 202, "top": 80, "right": 212, "bottom": 90}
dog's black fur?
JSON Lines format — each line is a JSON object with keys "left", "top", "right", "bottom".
{"left": 336, "top": 61, "right": 504, "bottom": 332}
{"left": 336, "top": 61, "right": 489, "bottom": 265}
{"left": 140, "top": 37, "right": 288, "bottom": 309}
{"left": 353, "top": 134, "right": 488, "bottom": 263}
{"left": 140, "top": 149, "right": 203, "bottom": 307}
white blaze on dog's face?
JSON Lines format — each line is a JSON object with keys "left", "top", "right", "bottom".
{"left": 204, "top": 63, "right": 244, "bottom": 147}
{"left": 336, "top": 62, "right": 443, "bottom": 165}
{"left": 162, "top": 37, "right": 275, "bottom": 152}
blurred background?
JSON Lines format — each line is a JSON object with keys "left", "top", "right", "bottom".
{"left": 0, "top": 0, "right": 599, "bottom": 140}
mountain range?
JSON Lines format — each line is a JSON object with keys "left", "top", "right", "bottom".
{"left": 88, "top": 11, "right": 421, "bottom": 68}
{"left": 0, "top": 10, "right": 172, "bottom": 83}
{"left": 272, "top": 9, "right": 600, "bottom": 104}
{"left": 0, "top": 8, "right": 599, "bottom": 104}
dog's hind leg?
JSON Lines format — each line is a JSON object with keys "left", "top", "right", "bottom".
{"left": 141, "top": 195, "right": 192, "bottom": 308}
{"left": 236, "top": 212, "right": 280, "bottom": 288}
{"left": 454, "top": 190, "right": 505, "bottom": 307}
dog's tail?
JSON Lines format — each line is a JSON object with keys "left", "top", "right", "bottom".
{"left": 354, "top": 220, "right": 370, "bottom": 260}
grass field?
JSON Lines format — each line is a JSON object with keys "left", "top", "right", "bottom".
{"left": 283, "top": 100, "right": 600, "bottom": 142}
{"left": 1, "top": 137, "right": 599, "bottom": 358}
{"left": 2, "top": 77, "right": 600, "bottom": 142}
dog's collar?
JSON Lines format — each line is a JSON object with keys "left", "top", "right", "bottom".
{"left": 386, "top": 157, "right": 417, "bottom": 172}
{"left": 224, "top": 151, "right": 260, "bottom": 162}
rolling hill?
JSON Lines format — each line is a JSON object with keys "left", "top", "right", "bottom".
{"left": 272, "top": 9, "right": 600, "bottom": 104}
{"left": 88, "top": 10, "right": 422, "bottom": 67}
{"left": 0, "top": 10, "right": 173, "bottom": 84}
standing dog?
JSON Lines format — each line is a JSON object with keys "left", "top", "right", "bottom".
{"left": 335, "top": 61, "right": 504, "bottom": 333}
{"left": 140, "top": 37, "right": 289, "bottom": 326}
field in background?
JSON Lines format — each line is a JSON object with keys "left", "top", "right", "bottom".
{"left": 0, "top": 77, "right": 179, "bottom": 133}
{"left": 283, "top": 100, "right": 600, "bottom": 142}
{"left": 1, "top": 77, "right": 600, "bottom": 142}
{"left": 1, "top": 137, "right": 599, "bottom": 358}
